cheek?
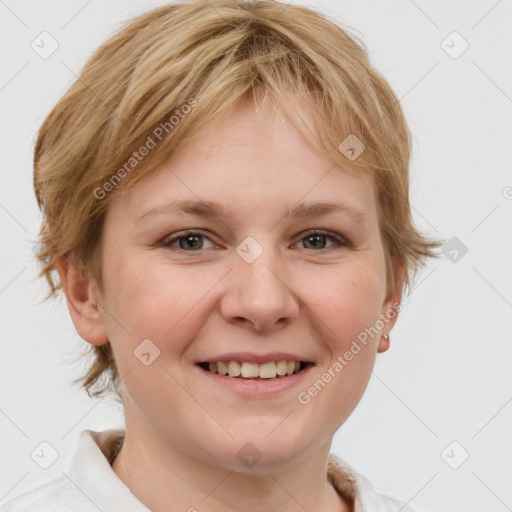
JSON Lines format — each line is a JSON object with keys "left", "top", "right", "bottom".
{"left": 103, "top": 254, "right": 184, "bottom": 321}
{"left": 312, "top": 259, "right": 384, "bottom": 346}
{"left": 300, "top": 262, "right": 384, "bottom": 423}
{"left": 101, "top": 256, "right": 217, "bottom": 360}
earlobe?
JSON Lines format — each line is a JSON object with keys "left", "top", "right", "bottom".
{"left": 55, "top": 254, "right": 109, "bottom": 346}
{"left": 378, "top": 262, "right": 405, "bottom": 353}
{"left": 377, "top": 333, "right": 390, "bottom": 353}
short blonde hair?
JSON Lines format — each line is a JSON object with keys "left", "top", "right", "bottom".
{"left": 33, "top": 0, "right": 444, "bottom": 401}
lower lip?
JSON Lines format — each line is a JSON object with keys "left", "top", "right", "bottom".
{"left": 195, "top": 364, "right": 313, "bottom": 396}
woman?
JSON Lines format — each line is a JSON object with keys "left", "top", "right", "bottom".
{"left": 4, "top": 1, "right": 443, "bottom": 510}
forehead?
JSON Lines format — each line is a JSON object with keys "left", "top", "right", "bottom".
{"left": 113, "top": 96, "right": 376, "bottom": 225}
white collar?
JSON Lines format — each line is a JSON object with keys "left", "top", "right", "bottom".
{"left": 64, "top": 428, "right": 150, "bottom": 511}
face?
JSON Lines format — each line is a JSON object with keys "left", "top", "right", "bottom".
{"left": 74, "top": 96, "right": 401, "bottom": 471}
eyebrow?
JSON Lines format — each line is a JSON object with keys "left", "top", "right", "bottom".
{"left": 135, "top": 199, "right": 368, "bottom": 226}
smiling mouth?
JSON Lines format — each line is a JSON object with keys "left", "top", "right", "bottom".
{"left": 197, "top": 361, "right": 311, "bottom": 380}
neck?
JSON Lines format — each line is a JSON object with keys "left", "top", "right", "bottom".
{"left": 111, "top": 426, "right": 351, "bottom": 512}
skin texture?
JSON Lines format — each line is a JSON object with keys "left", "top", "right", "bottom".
{"left": 57, "top": 95, "right": 403, "bottom": 512}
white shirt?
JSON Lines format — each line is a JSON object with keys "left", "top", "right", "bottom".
{"left": 1, "top": 429, "right": 417, "bottom": 511}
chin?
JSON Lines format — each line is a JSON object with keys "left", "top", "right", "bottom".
{"left": 199, "top": 423, "right": 315, "bottom": 473}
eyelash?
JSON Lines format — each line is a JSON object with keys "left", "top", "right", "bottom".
{"left": 161, "top": 229, "right": 349, "bottom": 252}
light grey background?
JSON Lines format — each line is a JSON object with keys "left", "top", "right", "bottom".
{"left": 0, "top": 1, "right": 511, "bottom": 511}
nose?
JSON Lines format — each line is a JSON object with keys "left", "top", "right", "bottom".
{"left": 220, "top": 244, "right": 299, "bottom": 333}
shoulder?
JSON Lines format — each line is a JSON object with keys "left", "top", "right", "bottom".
{"left": 327, "top": 453, "right": 418, "bottom": 512}
{"left": 0, "top": 474, "right": 94, "bottom": 511}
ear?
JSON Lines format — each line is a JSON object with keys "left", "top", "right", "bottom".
{"left": 55, "top": 253, "right": 109, "bottom": 346}
{"left": 377, "top": 261, "right": 405, "bottom": 353}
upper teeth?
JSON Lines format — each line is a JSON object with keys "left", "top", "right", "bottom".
{"left": 207, "top": 361, "right": 301, "bottom": 379}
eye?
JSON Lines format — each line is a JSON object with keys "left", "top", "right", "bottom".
{"left": 295, "top": 230, "right": 348, "bottom": 250}
{"left": 161, "top": 229, "right": 349, "bottom": 253}
{"left": 161, "top": 230, "right": 216, "bottom": 251}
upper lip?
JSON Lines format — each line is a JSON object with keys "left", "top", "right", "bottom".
{"left": 196, "top": 352, "right": 313, "bottom": 364}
